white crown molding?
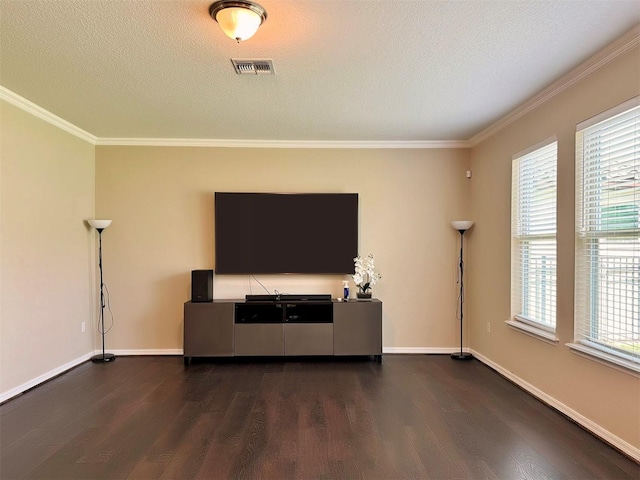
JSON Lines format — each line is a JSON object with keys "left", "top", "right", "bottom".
{"left": 469, "top": 24, "right": 640, "bottom": 147}
{"left": 472, "top": 349, "right": 640, "bottom": 463}
{"left": 2, "top": 87, "right": 466, "bottom": 148}
{"left": 4, "top": 24, "right": 638, "bottom": 150}
{"left": 0, "top": 86, "right": 97, "bottom": 145}
{"left": 96, "top": 137, "right": 471, "bottom": 149}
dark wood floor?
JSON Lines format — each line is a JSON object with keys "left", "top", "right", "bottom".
{"left": 0, "top": 355, "right": 637, "bottom": 480}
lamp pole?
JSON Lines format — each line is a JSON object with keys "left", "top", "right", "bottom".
{"left": 89, "top": 220, "right": 115, "bottom": 363}
{"left": 450, "top": 221, "right": 474, "bottom": 361}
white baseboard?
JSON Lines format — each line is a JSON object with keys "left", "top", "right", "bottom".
{"left": 0, "top": 347, "right": 462, "bottom": 403}
{"left": 109, "top": 349, "right": 183, "bottom": 356}
{"left": 0, "top": 352, "right": 94, "bottom": 404}
{"left": 0, "top": 348, "right": 456, "bottom": 402}
{"left": 383, "top": 347, "right": 466, "bottom": 354}
{"left": 471, "top": 349, "right": 640, "bottom": 463}
{"left": 0, "top": 349, "right": 182, "bottom": 403}
{"left": 114, "top": 348, "right": 463, "bottom": 356}
{"left": 119, "top": 348, "right": 467, "bottom": 356}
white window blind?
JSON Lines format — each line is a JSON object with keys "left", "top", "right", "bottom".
{"left": 512, "top": 140, "right": 558, "bottom": 330}
{"left": 575, "top": 98, "right": 640, "bottom": 366}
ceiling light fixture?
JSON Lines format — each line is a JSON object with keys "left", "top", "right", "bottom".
{"left": 209, "top": 1, "right": 267, "bottom": 43}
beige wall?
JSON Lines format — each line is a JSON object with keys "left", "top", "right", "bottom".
{"left": 95, "top": 146, "right": 470, "bottom": 352}
{"left": 0, "top": 100, "right": 96, "bottom": 396}
{"left": 468, "top": 47, "right": 640, "bottom": 449}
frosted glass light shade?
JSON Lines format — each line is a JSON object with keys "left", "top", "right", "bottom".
{"left": 210, "top": 1, "right": 267, "bottom": 42}
{"left": 451, "top": 220, "right": 474, "bottom": 231}
{"left": 88, "top": 219, "right": 112, "bottom": 230}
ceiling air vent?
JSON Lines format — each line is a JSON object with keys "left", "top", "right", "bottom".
{"left": 231, "top": 59, "right": 275, "bottom": 75}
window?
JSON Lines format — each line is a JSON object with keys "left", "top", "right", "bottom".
{"left": 574, "top": 98, "right": 639, "bottom": 371}
{"left": 510, "top": 139, "right": 558, "bottom": 336}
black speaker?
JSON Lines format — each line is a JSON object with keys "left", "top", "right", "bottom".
{"left": 191, "top": 270, "right": 213, "bottom": 302}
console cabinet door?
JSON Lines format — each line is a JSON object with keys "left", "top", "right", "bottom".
{"left": 284, "top": 324, "right": 333, "bottom": 356}
{"left": 235, "top": 324, "right": 284, "bottom": 356}
{"left": 184, "top": 302, "right": 234, "bottom": 357}
{"left": 333, "top": 301, "right": 382, "bottom": 356}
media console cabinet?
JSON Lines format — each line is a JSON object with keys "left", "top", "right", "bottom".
{"left": 183, "top": 299, "right": 382, "bottom": 364}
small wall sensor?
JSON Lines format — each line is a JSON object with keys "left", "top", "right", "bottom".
{"left": 466, "top": 170, "right": 472, "bottom": 179}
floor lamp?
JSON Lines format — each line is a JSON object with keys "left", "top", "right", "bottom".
{"left": 451, "top": 220, "right": 474, "bottom": 361}
{"left": 88, "top": 219, "right": 116, "bottom": 363}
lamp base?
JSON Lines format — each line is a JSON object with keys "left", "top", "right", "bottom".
{"left": 91, "top": 353, "right": 116, "bottom": 363}
{"left": 450, "top": 352, "right": 474, "bottom": 361}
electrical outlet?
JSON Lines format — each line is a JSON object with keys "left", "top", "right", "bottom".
{"left": 81, "top": 322, "right": 86, "bottom": 333}
{"left": 486, "top": 322, "right": 491, "bottom": 333}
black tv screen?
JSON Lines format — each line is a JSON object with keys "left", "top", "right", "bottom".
{"left": 215, "top": 193, "right": 358, "bottom": 274}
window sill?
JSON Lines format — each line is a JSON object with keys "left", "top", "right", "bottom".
{"left": 566, "top": 342, "right": 640, "bottom": 377}
{"left": 505, "top": 319, "right": 559, "bottom": 345}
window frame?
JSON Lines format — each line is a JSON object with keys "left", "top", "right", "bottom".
{"left": 569, "top": 96, "right": 640, "bottom": 374}
{"left": 509, "top": 138, "right": 559, "bottom": 343}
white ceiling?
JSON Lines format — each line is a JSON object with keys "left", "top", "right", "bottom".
{"left": 1, "top": 1, "right": 639, "bottom": 143}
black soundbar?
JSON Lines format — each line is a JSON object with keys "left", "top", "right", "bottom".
{"left": 245, "top": 294, "right": 332, "bottom": 302}
{"left": 245, "top": 294, "right": 280, "bottom": 301}
{"left": 283, "top": 294, "right": 332, "bottom": 301}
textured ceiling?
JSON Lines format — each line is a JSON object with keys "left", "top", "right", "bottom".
{"left": 1, "top": 0, "right": 639, "bottom": 142}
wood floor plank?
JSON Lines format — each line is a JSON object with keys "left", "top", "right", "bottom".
{"left": 1, "top": 355, "right": 637, "bottom": 480}
{"left": 123, "top": 401, "right": 202, "bottom": 479}
{"left": 406, "top": 424, "right": 469, "bottom": 479}
{"left": 156, "top": 412, "right": 219, "bottom": 480}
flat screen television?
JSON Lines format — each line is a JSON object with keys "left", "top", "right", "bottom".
{"left": 215, "top": 192, "right": 358, "bottom": 274}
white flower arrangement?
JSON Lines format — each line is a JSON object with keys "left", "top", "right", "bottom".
{"left": 352, "top": 254, "right": 382, "bottom": 294}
